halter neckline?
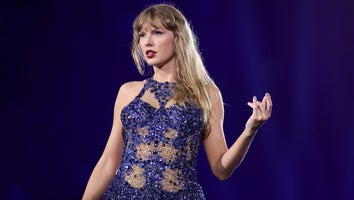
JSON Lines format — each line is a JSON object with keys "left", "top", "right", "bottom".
{"left": 142, "top": 77, "right": 176, "bottom": 109}
{"left": 150, "top": 76, "right": 177, "bottom": 84}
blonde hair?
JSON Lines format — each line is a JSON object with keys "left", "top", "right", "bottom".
{"left": 131, "top": 4, "right": 216, "bottom": 132}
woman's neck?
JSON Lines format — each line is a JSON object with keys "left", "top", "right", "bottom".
{"left": 152, "top": 66, "right": 177, "bottom": 83}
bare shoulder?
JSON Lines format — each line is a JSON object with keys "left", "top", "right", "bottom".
{"left": 116, "top": 80, "right": 145, "bottom": 106}
{"left": 207, "top": 84, "right": 222, "bottom": 102}
{"left": 119, "top": 80, "right": 145, "bottom": 94}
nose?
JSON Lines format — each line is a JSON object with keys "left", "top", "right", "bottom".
{"left": 144, "top": 34, "right": 153, "bottom": 47}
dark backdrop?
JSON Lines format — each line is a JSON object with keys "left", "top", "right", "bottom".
{"left": 1, "top": 0, "right": 354, "bottom": 199}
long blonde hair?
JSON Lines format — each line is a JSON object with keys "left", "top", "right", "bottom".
{"left": 131, "top": 4, "right": 216, "bottom": 132}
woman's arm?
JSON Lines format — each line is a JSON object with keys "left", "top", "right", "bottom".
{"left": 82, "top": 81, "right": 143, "bottom": 199}
{"left": 203, "top": 88, "right": 272, "bottom": 180}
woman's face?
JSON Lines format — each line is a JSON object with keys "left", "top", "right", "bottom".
{"left": 138, "top": 21, "right": 175, "bottom": 68}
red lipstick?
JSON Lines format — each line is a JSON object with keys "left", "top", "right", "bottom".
{"left": 146, "top": 50, "right": 156, "bottom": 59}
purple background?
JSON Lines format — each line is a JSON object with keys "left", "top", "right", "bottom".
{"left": 1, "top": 0, "right": 354, "bottom": 199}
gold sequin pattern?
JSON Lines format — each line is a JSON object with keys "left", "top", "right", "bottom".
{"left": 164, "top": 129, "right": 178, "bottom": 139}
{"left": 124, "top": 165, "right": 146, "bottom": 189}
{"left": 158, "top": 143, "right": 179, "bottom": 164}
{"left": 136, "top": 143, "right": 154, "bottom": 161}
{"left": 137, "top": 126, "right": 149, "bottom": 137}
{"left": 162, "top": 169, "right": 184, "bottom": 192}
{"left": 103, "top": 78, "right": 206, "bottom": 199}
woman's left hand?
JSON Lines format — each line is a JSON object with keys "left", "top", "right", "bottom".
{"left": 245, "top": 93, "right": 272, "bottom": 132}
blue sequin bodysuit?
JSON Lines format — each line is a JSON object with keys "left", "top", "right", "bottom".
{"left": 103, "top": 78, "right": 206, "bottom": 199}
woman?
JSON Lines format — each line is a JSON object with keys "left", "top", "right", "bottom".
{"left": 83, "top": 3, "right": 272, "bottom": 200}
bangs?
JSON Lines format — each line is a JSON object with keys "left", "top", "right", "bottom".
{"left": 133, "top": 7, "right": 177, "bottom": 32}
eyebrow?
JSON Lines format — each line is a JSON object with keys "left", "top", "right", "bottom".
{"left": 140, "top": 24, "right": 165, "bottom": 32}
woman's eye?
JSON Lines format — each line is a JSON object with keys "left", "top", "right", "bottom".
{"left": 154, "top": 31, "right": 164, "bottom": 35}
{"left": 138, "top": 33, "right": 145, "bottom": 37}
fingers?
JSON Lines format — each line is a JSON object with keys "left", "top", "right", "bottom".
{"left": 261, "top": 93, "right": 268, "bottom": 108}
{"left": 248, "top": 93, "right": 272, "bottom": 113}
{"left": 253, "top": 96, "right": 257, "bottom": 109}
{"left": 265, "top": 93, "right": 272, "bottom": 112}
{"left": 246, "top": 93, "right": 272, "bottom": 130}
{"left": 247, "top": 96, "right": 258, "bottom": 109}
{"left": 254, "top": 96, "right": 266, "bottom": 111}
{"left": 258, "top": 98, "right": 265, "bottom": 111}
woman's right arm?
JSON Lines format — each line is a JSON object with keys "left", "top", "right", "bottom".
{"left": 82, "top": 81, "right": 142, "bottom": 200}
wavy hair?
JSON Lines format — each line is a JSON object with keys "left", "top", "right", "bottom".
{"left": 131, "top": 3, "right": 216, "bottom": 133}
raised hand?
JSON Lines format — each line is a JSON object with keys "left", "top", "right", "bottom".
{"left": 245, "top": 93, "right": 272, "bottom": 132}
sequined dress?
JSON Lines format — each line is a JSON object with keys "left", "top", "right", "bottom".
{"left": 103, "top": 78, "right": 206, "bottom": 200}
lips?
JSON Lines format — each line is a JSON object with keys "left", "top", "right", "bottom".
{"left": 146, "top": 50, "right": 156, "bottom": 59}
